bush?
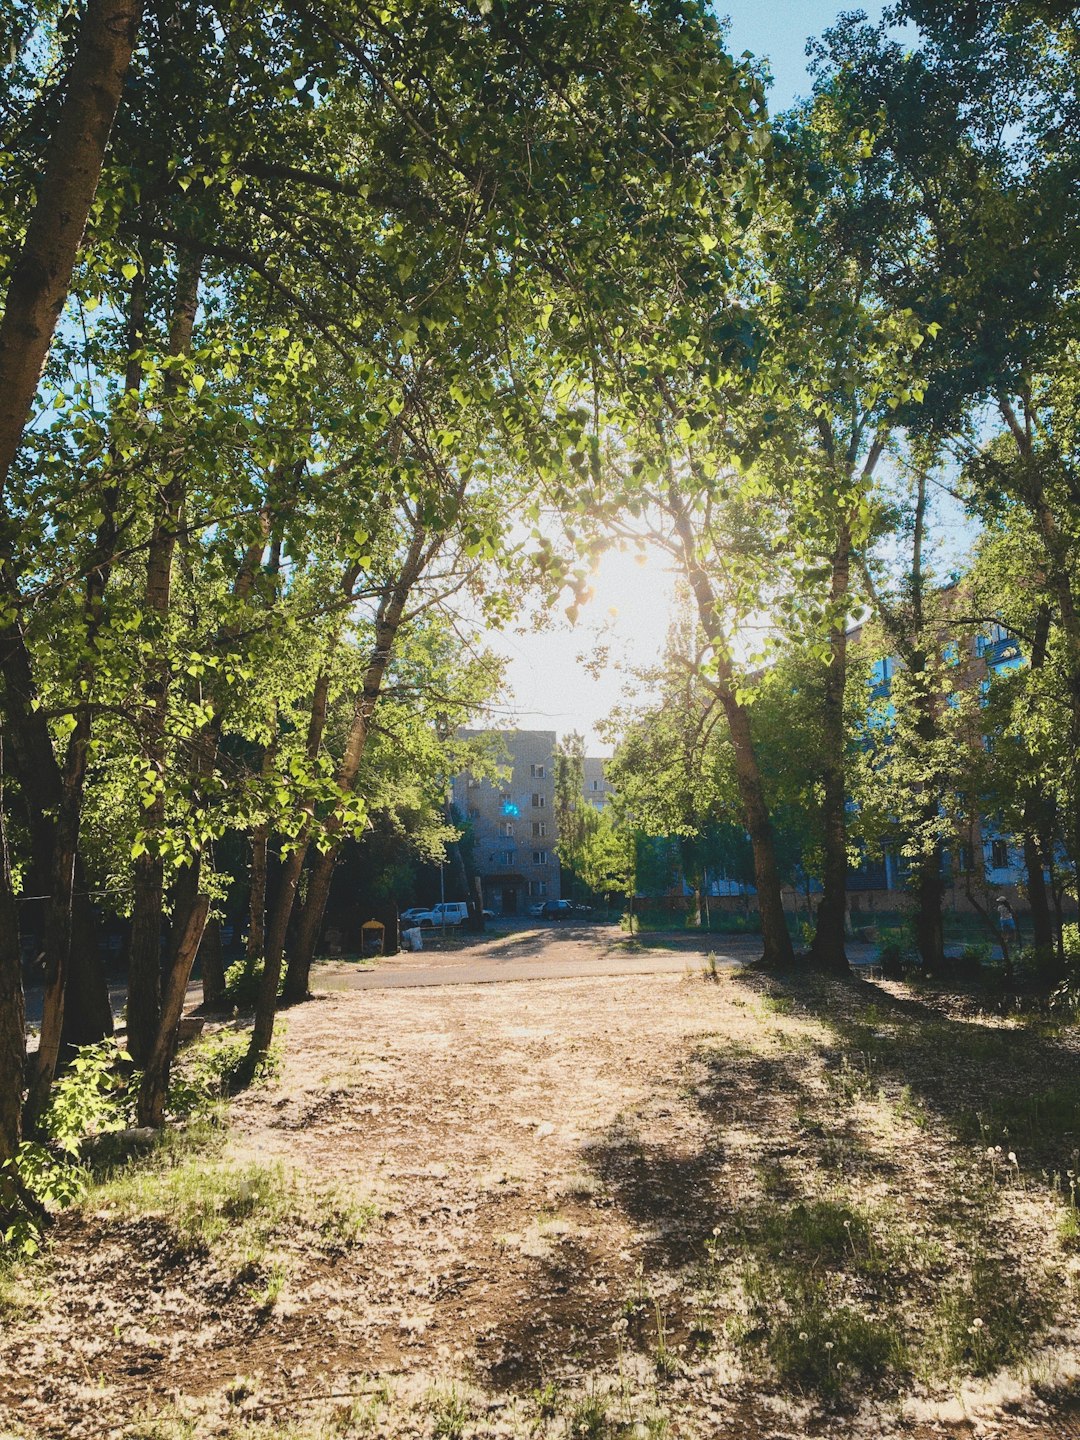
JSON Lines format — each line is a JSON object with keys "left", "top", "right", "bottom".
{"left": 167, "top": 1027, "right": 278, "bottom": 1117}
{"left": 223, "top": 955, "right": 263, "bottom": 1007}
{"left": 951, "top": 943, "right": 989, "bottom": 980}
{"left": 1050, "top": 923, "right": 1080, "bottom": 1015}
{"left": 2, "top": 1039, "right": 133, "bottom": 1257}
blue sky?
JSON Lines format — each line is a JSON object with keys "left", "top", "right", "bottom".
{"left": 718, "top": 1, "right": 891, "bottom": 110}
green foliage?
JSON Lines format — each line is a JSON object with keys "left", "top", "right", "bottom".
{"left": 1, "top": 1143, "right": 86, "bottom": 1256}
{"left": 923, "top": 1262, "right": 1045, "bottom": 1380}
{"left": 167, "top": 1027, "right": 281, "bottom": 1118}
{"left": 3, "top": 1040, "right": 135, "bottom": 1256}
{"left": 95, "top": 1152, "right": 374, "bottom": 1266}
{"left": 426, "top": 1385, "right": 472, "bottom": 1440}
{"left": 566, "top": 1391, "right": 611, "bottom": 1440}
{"left": 222, "top": 956, "right": 265, "bottom": 1009}
{"left": 41, "top": 1039, "right": 135, "bottom": 1154}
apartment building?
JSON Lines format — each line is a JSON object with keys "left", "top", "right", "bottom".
{"left": 452, "top": 729, "right": 560, "bottom": 916}
{"left": 583, "top": 756, "right": 613, "bottom": 812}
{"left": 452, "top": 733, "right": 613, "bottom": 915}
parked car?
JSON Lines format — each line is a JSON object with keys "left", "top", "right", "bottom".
{"left": 405, "top": 901, "right": 470, "bottom": 928}
{"left": 400, "top": 906, "right": 434, "bottom": 926}
{"left": 527, "top": 901, "right": 545, "bottom": 918}
{"left": 541, "top": 899, "right": 573, "bottom": 921}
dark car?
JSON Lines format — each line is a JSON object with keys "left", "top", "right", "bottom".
{"left": 541, "top": 899, "right": 573, "bottom": 920}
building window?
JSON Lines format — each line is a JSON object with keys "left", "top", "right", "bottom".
{"left": 532, "top": 793, "right": 545, "bottom": 808}
{"left": 990, "top": 838, "right": 1009, "bottom": 869}
{"left": 469, "top": 806, "right": 480, "bottom": 820}
{"left": 467, "top": 776, "right": 480, "bottom": 788}
{"left": 504, "top": 822, "right": 515, "bottom": 837}
{"left": 531, "top": 763, "right": 546, "bottom": 779}
{"left": 534, "top": 850, "right": 547, "bottom": 865}
{"left": 532, "top": 821, "right": 546, "bottom": 837}
{"left": 531, "top": 880, "right": 548, "bottom": 897}
{"left": 592, "top": 779, "right": 600, "bottom": 790}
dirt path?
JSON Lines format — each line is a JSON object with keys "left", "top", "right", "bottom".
{"left": 3, "top": 958, "right": 1080, "bottom": 1439}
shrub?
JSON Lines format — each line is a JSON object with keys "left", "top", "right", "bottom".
{"left": 3, "top": 1039, "right": 135, "bottom": 1257}
{"left": 951, "top": 943, "right": 989, "bottom": 980}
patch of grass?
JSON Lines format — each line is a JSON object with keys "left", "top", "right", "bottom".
{"left": 1059, "top": 1202, "right": 1080, "bottom": 1250}
{"left": 738, "top": 1262, "right": 905, "bottom": 1401}
{"left": 566, "top": 1389, "right": 611, "bottom": 1440}
{"left": 529, "top": 1380, "right": 560, "bottom": 1420}
{"left": 920, "top": 1258, "right": 1049, "bottom": 1380}
{"left": 99, "top": 1156, "right": 294, "bottom": 1257}
{"left": 736, "top": 1198, "right": 888, "bottom": 1277}
{"left": 426, "top": 1383, "right": 472, "bottom": 1440}
{"left": 0, "top": 1254, "right": 37, "bottom": 1321}
{"left": 761, "top": 993, "right": 795, "bottom": 1015}
{"left": 958, "top": 1083, "right": 1080, "bottom": 1155}
{"left": 892, "top": 1084, "right": 928, "bottom": 1128}
{"left": 93, "top": 1142, "right": 375, "bottom": 1275}
{"left": 168, "top": 1026, "right": 282, "bottom": 1118}
{"left": 123, "top": 1408, "right": 198, "bottom": 1440}
{"left": 822, "top": 1051, "right": 880, "bottom": 1104}
{"left": 248, "top": 1260, "right": 287, "bottom": 1310}
{"left": 652, "top": 1299, "right": 680, "bottom": 1378}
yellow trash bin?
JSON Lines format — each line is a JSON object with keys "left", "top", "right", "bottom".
{"left": 361, "top": 919, "right": 385, "bottom": 957}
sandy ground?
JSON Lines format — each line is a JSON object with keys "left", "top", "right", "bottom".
{"left": 3, "top": 936, "right": 1080, "bottom": 1439}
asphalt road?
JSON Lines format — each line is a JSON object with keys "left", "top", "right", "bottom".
{"left": 317, "top": 924, "right": 879, "bottom": 992}
{"left": 24, "top": 924, "right": 881, "bottom": 1029}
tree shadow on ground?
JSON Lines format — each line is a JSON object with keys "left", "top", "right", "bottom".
{"left": 766, "top": 968, "right": 1080, "bottom": 1173}
{"left": 479, "top": 968, "right": 1080, "bottom": 1412}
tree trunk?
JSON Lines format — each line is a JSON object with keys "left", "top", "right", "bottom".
{"left": 127, "top": 253, "right": 202, "bottom": 1066}
{"left": 283, "top": 537, "right": 425, "bottom": 1002}
{"left": 449, "top": 829, "right": 482, "bottom": 932}
{"left": 199, "top": 916, "right": 226, "bottom": 1010}
{"left": 910, "top": 676, "right": 947, "bottom": 971}
{"left": 239, "top": 843, "right": 306, "bottom": 1085}
{"left": 912, "top": 848, "right": 946, "bottom": 971}
{"left": 1022, "top": 819, "right": 1055, "bottom": 962}
{"left": 285, "top": 845, "right": 336, "bottom": 1000}
{"left": 1000, "top": 398, "right": 1080, "bottom": 915}
{"left": 55, "top": 286, "right": 145, "bottom": 1060}
{"left": 667, "top": 491, "right": 794, "bottom": 970}
{"left": 0, "top": 0, "right": 141, "bottom": 497}
{"left": 61, "top": 883, "right": 114, "bottom": 1049}
{"left": 239, "top": 670, "right": 332, "bottom": 1079}
{"left": 0, "top": 769, "right": 25, "bottom": 1164}
{"left": 246, "top": 822, "right": 268, "bottom": 975}
{"left": 137, "top": 863, "right": 209, "bottom": 1128}
{"left": 0, "top": 0, "right": 140, "bottom": 1138}
{"left": 1048, "top": 842, "right": 1066, "bottom": 968}
{"left": 721, "top": 692, "right": 796, "bottom": 968}
{"left": 23, "top": 772, "right": 84, "bottom": 1128}
{"left": 810, "top": 521, "right": 851, "bottom": 975}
